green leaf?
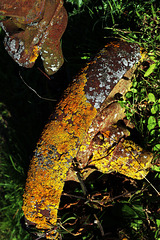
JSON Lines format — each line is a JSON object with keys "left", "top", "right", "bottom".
{"left": 130, "top": 220, "right": 143, "bottom": 231}
{"left": 152, "top": 165, "right": 160, "bottom": 172}
{"left": 144, "top": 63, "right": 156, "bottom": 77}
{"left": 156, "top": 219, "right": 160, "bottom": 227}
{"left": 156, "top": 35, "right": 160, "bottom": 41}
{"left": 153, "top": 144, "right": 160, "bottom": 151}
{"left": 150, "top": 129, "right": 155, "bottom": 135}
{"left": 126, "top": 91, "right": 132, "bottom": 98}
{"left": 149, "top": 56, "right": 157, "bottom": 62}
{"left": 121, "top": 204, "right": 138, "bottom": 218}
{"left": 147, "top": 116, "right": 156, "bottom": 131}
{"left": 148, "top": 93, "right": 156, "bottom": 102}
{"left": 81, "top": 56, "right": 90, "bottom": 60}
{"left": 151, "top": 104, "right": 158, "bottom": 114}
{"left": 130, "top": 88, "right": 137, "bottom": 93}
{"left": 132, "top": 81, "right": 137, "bottom": 88}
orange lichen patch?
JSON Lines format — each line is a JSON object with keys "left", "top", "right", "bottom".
{"left": 104, "top": 41, "right": 120, "bottom": 49}
{"left": 116, "top": 141, "right": 153, "bottom": 179}
{"left": 46, "top": 229, "right": 60, "bottom": 240}
{"left": 22, "top": 67, "right": 98, "bottom": 230}
{"left": 41, "top": 76, "right": 97, "bottom": 155}
{"left": 29, "top": 45, "right": 41, "bottom": 63}
{"left": 89, "top": 139, "right": 153, "bottom": 180}
{"left": 23, "top": 154, "right": 72, "bottom": 228}
{"left": 102, "top": 131, "right": 111, "bottom": 138}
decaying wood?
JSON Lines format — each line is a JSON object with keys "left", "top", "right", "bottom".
{"left": 22, "top": 40, "right": 153, "bottom": 239}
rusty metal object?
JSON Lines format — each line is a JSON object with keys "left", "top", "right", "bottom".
{"left": 22, "top": 40, "right": 153, "bottom": 239}
{"left": 0, "top": 0, "right": 68, "bottom": 75}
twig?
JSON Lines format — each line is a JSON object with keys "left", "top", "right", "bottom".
{"left": 37, "top": 67, "right": 51, "bottom": 80}
{"left": 94, "top": 214, "right": 104, "bottom": 237}
{"left": 76, "top": 170, "right": 88, "bottom": 196}
{"left": 19, "top": 72, "right": 57, "bottom": 102}
{"left": 62, "top": 192, "right": 86, "bottom": 200}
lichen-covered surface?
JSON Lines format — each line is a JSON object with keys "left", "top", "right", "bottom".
{"left": 0, "top": 0, "right": 45, "bottom": 21}
{"left": 0, "top": 0, "right": 68, "bottom": 75}
{"left": 22, "top": 72, "right": 98, "bottom": 230}
{"left": 22, "top": 40, "right": 153, "bottom": 239}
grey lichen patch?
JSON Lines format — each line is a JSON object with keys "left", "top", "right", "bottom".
{"left": 84, "top": 41, "right": 141, "bottom": 109}
{"left": 4, "top": 36, "right": 25, "bottom": 64}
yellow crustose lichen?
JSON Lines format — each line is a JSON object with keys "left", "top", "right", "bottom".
{"left": 22, "top": 66, "right": 97, "bottom": 230}
{"left": 89, "top": 138, "right": 152, "bottom": 180}
{"left": 29, "top": 45, "right": 41, "bottom": 63}
{"left": 22, "top": 41, "right": 153, "bottom": 239}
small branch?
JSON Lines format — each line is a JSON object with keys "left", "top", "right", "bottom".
{"left": 76, "top": 170, "right": 88, "bottom": 196}
{"left": 62, "top": 192, "right": 86, "bottom": 200}
{"left": 94, "top": 214, "right": 104, "bottom": 237}
{"left": 19, "top": 72, "right": 57, "bottom": 102}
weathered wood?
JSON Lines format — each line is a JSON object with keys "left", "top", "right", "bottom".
{"left": 22, "top": 40, "right": 152, "bottom": 239}
{"left": 0, "top": 0, "right": 68, "bottom": 74}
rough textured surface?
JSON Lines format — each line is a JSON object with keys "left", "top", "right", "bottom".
{"left": 84, "top": 42, "right": 141, "bottom": 109}
{"left": 0, "top": 0, "right": 68, "bottom": 75}
{"left": 22, "top": 40, "right": 153, "bottom": 238}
